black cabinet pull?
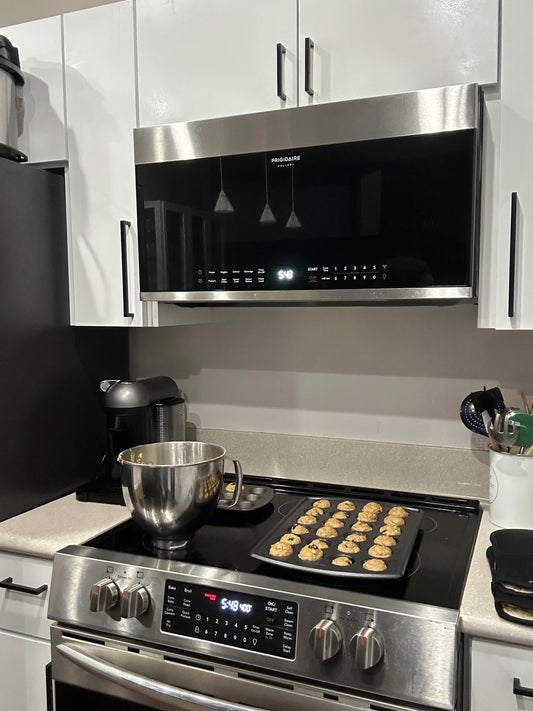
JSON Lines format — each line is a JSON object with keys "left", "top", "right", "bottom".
{"left": 120, "top": 219, "right": 134, "bottom": 318}
{"left": 304, "top": 37, "right": 314, "bottom": 96}
{"left": 276, "top": 43, "right": 286, "bottom": 101}
{"left": 513, "top": 677, "right": 533, "bottom": 698}
{"left": 0, "top": 576, "right": 47, "bottom": 596}
{"left": 508, "top": 192, "right": 518, "bottom": 318}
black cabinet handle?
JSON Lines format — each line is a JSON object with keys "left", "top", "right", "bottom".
{"left": 508, "top": 192, "right": 518, "bottom": 318}
{"left": 513, "top": 677, "right": 533, "bottom": 698}
{"left": 276, "top": 43, "right": 286, "bottom": 101}
{"left": 304, "top": 37, "right": 314, "bottom": 96}
{"left": 120, "top": 219, "right": 134, "bottom": 318}
{"left": 0, "top": 576, "right": 47, "bottom": 596}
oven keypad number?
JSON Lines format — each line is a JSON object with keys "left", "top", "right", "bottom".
{"left": 161, "top": 581, "right": 297, "bottom": 659}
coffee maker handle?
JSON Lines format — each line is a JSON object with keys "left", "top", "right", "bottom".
{"left": 218, "top": 458, "right": 244, "bottom": 509}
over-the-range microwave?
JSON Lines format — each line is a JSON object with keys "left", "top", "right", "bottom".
{"left": 134, "top": 83, "right": 482, "bottom": 306}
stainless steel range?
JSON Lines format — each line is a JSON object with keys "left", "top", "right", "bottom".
{"left": 48, "top": 477, "right": 480, "bottom": 711}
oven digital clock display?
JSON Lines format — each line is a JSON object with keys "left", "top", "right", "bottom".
{"left": 161, "top": 581, "right": 297, "bottom": 659}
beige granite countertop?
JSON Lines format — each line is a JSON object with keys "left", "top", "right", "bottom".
{"left": 0, "top": 494, "right": 131, "bottom": 559}
{"left": 460, "top": 506, "right": 533, "bottom": 648}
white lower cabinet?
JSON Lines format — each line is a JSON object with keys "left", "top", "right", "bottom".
{"left": 470, "top": 637, "right": 533, "bottom": 710}
{"left": 0, "top": 552, "right": 53, "bottom": 711}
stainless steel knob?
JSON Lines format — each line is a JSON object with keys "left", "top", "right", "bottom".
{"left": 309, "top": 619, "right": 343, "bottom": 660}
{"left": 351, "top": 626, "right": 384, "bottom": 670}
{"left": 89, "top": 578, "right": 119, "bottom": 612}
{"left": 120, "top": 583, "right": 150, "bottom": 619}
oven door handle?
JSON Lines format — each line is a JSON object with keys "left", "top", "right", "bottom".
{"left": 56, "top": 642, "right": 271, "bottom": 711}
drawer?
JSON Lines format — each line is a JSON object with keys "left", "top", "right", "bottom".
{"left": 0, "top": 551, "right": 53, "bottom": 640}
{"left": 471, "top": 637, "right": 533, "bottom": 710}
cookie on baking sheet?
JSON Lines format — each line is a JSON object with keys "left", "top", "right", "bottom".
{"left": 379, "top": 524, "right": 402, "bottom": 536}
{"left": 332, "top": 556, "right": 353, "bottom": 567}
{"left": 337, "top": 540, "right": 360, "bottom": 554}
{"left": 363, "top": 558, "right": 387, "bottom": 572}
{"left": 357, "top": 510, "right": 377, "bottom": 523}
{"left": 280, "top": 533, "right": 301, "bottom": 545}
{"left": 337, "top": 500, "right": 356, "bottom": 511}
{"left": 225, "top": 483, "right": 245, "bottom": 492}
{"left": 368, "top": 544, "right": 392, "bottom": 559}
{"left": 346, "top": 532, "right": 367, "bottom": 543}
{"left": 362, "top": 501, "right": 383, "bottom": 514}
{"left": 373, "top": 534, "right": 397, "bottom": 548}
{"left": 314, "top": 499, "right": 331, "bottom": 509}
{"left": 306, "top": 507, "right": 324, "bottom": 517}
{"left": 383, "top": 515, "right": 405, "bottom": 527}
{"left": 298, "top": 544, "right": 323, "bottom": 562}
{"left": 332, "top": 511, "right": 348, "bottom": 520}
{"left": 324, "top": 517, "right": 344, "bottom": 529}
{"left": 269, "top": 541, "right": 293, "bottom": 558}
{"left": 351, "top": 521, "right": 373, "bottom": 532}
{"left": 316, "top": 525, "right": 338, "bottom": 539}
{"left": 297, "top": 515, "right": 317, "bottom": 525}
{"left": 310, "top": 539, "right": 329, "bottom": 549}
{"left": 388, "top": 506, "right": 408, "bottom": 518}
{"left": 290, "top": 524, "right": 309, "bottom": 535}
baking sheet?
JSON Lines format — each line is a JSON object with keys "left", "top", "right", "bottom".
{"left": 250, "top": 496, "right": 423, "bottom": 579}
{"left": 218, "top": 484, "right": 274, "bottom": 512}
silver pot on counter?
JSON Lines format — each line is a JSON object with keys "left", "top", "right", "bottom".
{"left": 118, "top": 441, "right": 243, "bottom": 550}
{"left": 0, "top": 35, "right": 27, "bottom": 162}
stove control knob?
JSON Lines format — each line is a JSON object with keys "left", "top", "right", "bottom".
{"left": 309, "top": 619, "right": 343, "bottom": 660}
{"left": 120, "top": 583, "right": 150, "bottom": 619}
{"left": 89, "top": 578, "right": 120, "bottom": 612}
{"left": 351, "top": 626, "right": 384, "bottom": 670}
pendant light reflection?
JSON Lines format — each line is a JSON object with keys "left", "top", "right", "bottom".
{"left": 259, "top": 155, "right": 276, "bottom": 224}
{"left": 285, "top": 165, "right": 301, "bottom": 229}
{"left": 214, "top": 157, "right": 235, "bottom": 213}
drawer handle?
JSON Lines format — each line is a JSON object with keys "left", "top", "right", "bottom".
{"left": 0, "top": 576, "right": 48, "bottom": 596}
{"left": 513, "top": 677, "right": 533, "bottom": 698}
{"left": 276, "top": 43, "right": 287, "bottom": 101}
{"left": 508, "top": 192, "right": 518, "bottom": 318}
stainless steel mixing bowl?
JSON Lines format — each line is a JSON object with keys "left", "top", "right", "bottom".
{"left": 118, "top": 441, "right": 243, "bottom": 550}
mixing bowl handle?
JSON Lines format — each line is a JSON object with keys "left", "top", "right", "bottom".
{"left": 218, "top": 458, "right": 244, "bottom": 509}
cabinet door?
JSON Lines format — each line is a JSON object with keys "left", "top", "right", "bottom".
{"left": 0, "top": 630, "right": 50, "bottom": 711}
{"left": 63, "top": 0, "right": 142, "bottom": 326}
{"left": 0, "top": 552, "right": 52, "bottom": 639}
{"left": 136, "top": 0, "right": 297, "bottom": 126}
{"left": 0, "top": 15, "right": 66, "bottom": 163}
{"left": 471, "top": 638, "right": 533, "bottom": 710}
{"left": 298, "top": 0, "right": 499, "bottom": 105}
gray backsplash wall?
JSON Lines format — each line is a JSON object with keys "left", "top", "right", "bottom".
{"left": 130, "top": 304, "right": 533, "bottom": 499}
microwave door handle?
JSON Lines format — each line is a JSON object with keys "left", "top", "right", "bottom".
{"left": 304, "top": 37, "right": 314, "bottom": 96}
{"left": 276, "top": 43, "right": 287, "bottom": 101}
{"left": 56, "top": 642, "right": 272, "bottom": 711}
{"left": 120, "top": 219, "right": 134, "bottom": 318}
{"left": 508, "top": 192, "right": 518, "bottom": 318}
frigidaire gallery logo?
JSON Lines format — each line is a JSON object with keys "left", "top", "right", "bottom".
{"left": 271, "top": 154, "right": 301, "bottom": 168}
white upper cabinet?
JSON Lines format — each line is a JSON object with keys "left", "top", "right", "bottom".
{"left": 136, "top": 0, "right": 298, "bottom": 126}
{"left": 298, "top": 0, "right": 499, "bottom": 105}
{"left": 0, "top": 15, "right": 66, "bottom": 163}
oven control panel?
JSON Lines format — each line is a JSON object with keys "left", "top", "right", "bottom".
{"left": 161, "top": 580, "right": 297, "bottom": 659}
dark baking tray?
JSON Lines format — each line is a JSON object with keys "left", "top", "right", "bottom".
{"left": 218, "top": 484, "right": 274, "bottom": 512}
{"left": 250, "top": 496, "right": 423, "bottom": 579}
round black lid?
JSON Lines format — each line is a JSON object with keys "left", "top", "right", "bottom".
{"left": 0, "top": 35, "right": 24, "bottom": 86}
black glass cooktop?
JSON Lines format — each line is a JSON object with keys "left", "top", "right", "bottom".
{"left": 86, "top": 477, "right": 480, "bottom": 611}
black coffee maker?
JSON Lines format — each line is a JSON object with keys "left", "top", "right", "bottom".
{"left": 77, "top": 376, "right": 186, "bottom": 503}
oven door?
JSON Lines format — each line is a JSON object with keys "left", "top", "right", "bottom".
{"left": 51, "top": 624, "right": 423, "bottom": 711}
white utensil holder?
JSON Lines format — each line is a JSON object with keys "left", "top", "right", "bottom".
{"left": 489, "top": 447, "right": 533, "bottom": 528}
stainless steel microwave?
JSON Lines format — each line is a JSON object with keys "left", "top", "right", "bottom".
{"left": 134, "top": 83, "right": 482, "bottom": 306}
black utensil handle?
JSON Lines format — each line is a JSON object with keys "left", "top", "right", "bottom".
{"left": 508, "top": 192, "right": 518, "bottom": 318}
{"left": 304, "top": 37, "right": 314, "bottom": 96}
{"left": 0, "top": 576, "right": 47, "bottom": 596}
{"left": 276, "top": 43, "right": 287, "bottom": 101}
{"left": 513, "top": 677, "right": 533, "bottom": 698}
{"left": 120, "top": 219, "right": 134, "bottom": 318}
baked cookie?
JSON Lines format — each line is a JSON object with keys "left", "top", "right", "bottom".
{"left": 337, "top": 540, "right": 360, "bottom": 554}
{"left": 225, "top": 482, "right": 244, "bottom": 492}
{"left": 373, "top": 535, "right": 396, "bottom": 548}
{"left": 269, "top": 541, "right": 293, "bottom": 558}
{"left": 297, "top": 515, "right": 317, "bottom": 525}
{"left": 368, "top": 544, "right": 392, "bottom": 559}
{"left": 346, "top": 532, "right": 366, "bottom": 542}
{"left": 379, "top": 524, "right": 402, "bottom": 536}
{"left": 351, "top": 521, "right": 373, "bottom": 532}
{"left": 337, "top": 500, "right": 356, "bottom": 511}
{"left": 358, "top": 511, "right": 377, "bottom": 523}
{"left": 280, "top": 533, "right": 301, "bottom": 545}
{"left": 388, "top": 506, "right": 408, "bottom": 518}
{"left": 383, "top": 515, "right": 404, "bottom": 527}
{"left": 324, "top": 517, "right": 344, "bottom": 529}
{"left": 310, "top": 539, "right": 329, "bottom": 549}
{"left": 306, "top": 507, "right": 324, "bottom": 517}
{"left": 316, "top": 525, "right": 338, "bottom": 539}
{"left": 362, "top": 501, "right": 383, "bottom": 514}
{"left": 332, "top": 511, "right": 348, "bottom": 520}
{"left": 363, "top": 558, "right": 387, "bottom": 572}
{"left": 314, "top": 499, "right": 331, "bottom": 509}
{"left": 332, "top": 556, "right": 352, "bottom": 567}
{"left": 290, "top": 524, "right": 309, "bottom": 535}
{"left": 298, "top": 544, "right": 323, "bottom": 562}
